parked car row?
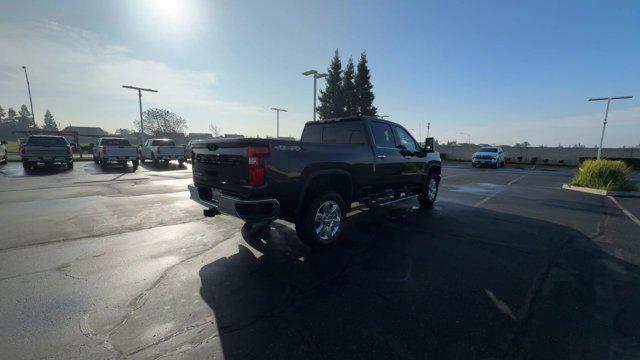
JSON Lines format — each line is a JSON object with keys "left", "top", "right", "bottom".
{"left": 5, "top": 135, "right": 188, "bottom": 172}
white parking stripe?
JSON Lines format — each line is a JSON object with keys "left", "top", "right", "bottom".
{"left": 507, "top": 175, "right": 525, "bottom": 186}
{"left": 607, "top": 196, "right": 640, "bottom": 228}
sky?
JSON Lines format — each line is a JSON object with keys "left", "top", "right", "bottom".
{"left": 0, "top": 0, "right": 639, "bottom": 146}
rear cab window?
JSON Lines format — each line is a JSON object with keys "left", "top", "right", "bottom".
{"left": 302, "top": 120, "right": 367, "bottom": 145}
{"left": 151, "top": 140, "right": 176, "bottom": 146}
{"left": 27, "top": 136, "right": 68, "bottom": 146}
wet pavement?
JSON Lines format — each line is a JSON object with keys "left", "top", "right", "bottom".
{"left": 1, "top": 161, "right": 639, "bottom": 359}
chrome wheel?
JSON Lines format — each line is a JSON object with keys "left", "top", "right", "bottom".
{"left": 428, "top": 177, "right": 438, "bottom": 202}
{"left": 314, "top": 200, "right": 342, "bottom": 242}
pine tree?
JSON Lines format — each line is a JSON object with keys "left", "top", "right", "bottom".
{"left": 42, "top": 109, "right": 59, "bottom": 131}
{"left": 17, "top": 105, "right": 36, "bottom": 130}
{"left": 354, "top": 51, "right": 377, "bottom": 116}
{"left": 317, "top": 50, "right": 345, "bottom": 119}
{"left": 6, "top": 108, "right": 17, "bottom": 124}
{"left": 342, "top": 57, "right": 357, "bottom": 116}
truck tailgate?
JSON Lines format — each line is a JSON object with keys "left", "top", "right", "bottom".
{"left": 192, "top": 141, "right": 254, "bottom": 193}
{"left": 158, "top": 146, "right": 185, "bottom": 156}
{"left": 103, "top": 146, "right": 137, "bottom": 157}
{"left": 23, "top": 146, "right": 69, "bottom": 158}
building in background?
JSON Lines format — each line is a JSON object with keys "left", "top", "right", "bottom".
{"left": 61, "top": 126, "right": 109, "bottom": 144}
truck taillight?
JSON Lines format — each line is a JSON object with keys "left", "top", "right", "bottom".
{"left": 101, "top": 147, "right": 106, "bottom": 155}
{"left": 247, "top": 146, "right": 268, "bottom": 186}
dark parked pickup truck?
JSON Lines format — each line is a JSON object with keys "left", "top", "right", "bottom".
{"left": 189, "top": 116, "right": 441, "bottom": 248}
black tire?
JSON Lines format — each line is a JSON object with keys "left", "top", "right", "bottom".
{"left": 178, "top": 159, "right": 185, "bottom": 167}
{"left": 100, "top": 160, "right": 107, "bottom": 169}
{"left": 472, "top": 163, "right": 476, "bottom": 168}
{"left": 67, "top": 161, "right": 74, "bottom": 169}
{"left": 132, "top": 160, "right": 139, "bottom": 171}
{"left": 295, "top": 190, "right": 346, "bottom": 249}
{"left": 418, "top": 171, "right": 440, "bottom": 208}
{"left": 22, "top": 161, "right": 31, "bottom": 171}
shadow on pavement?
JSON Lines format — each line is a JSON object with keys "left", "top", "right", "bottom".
{"left": 198, "top": 202, "right": 640, "bottom": 359}
{"left": 140, "top": 160, "right": 187, "bottom": 172}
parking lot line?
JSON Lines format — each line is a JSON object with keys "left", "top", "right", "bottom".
{"left": 507, "top": 175, "right": 526, "bottom": 186}
{"left": 608, "top": 196, "right": 640, "bottom": 228}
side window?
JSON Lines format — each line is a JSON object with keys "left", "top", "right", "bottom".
{"left": 348, "top": 129, "right": 365, "bottom": 144}
{"left": 370, "top": 122, "right": 396, "bottom": 148}
{"left": 394, "top": 126, "right": 417, "bottom": 152}
{"left": 322, "top": 127, "right": 342, "bottom": 143}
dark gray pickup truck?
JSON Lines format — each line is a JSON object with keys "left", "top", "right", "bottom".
{"left": 189, "top": 116, "right": 441, "bottom": 248}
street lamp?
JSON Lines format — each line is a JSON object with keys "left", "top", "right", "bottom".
{"left": 588, "top": 96, "right": 633, "bottom": 159}
{"left": 270, "top": 107, "right": 288, "bottom": 138}
{"left": 418, "top": 121, "right": 430, "bottom": 140}
{"left": 122, "top": 85, "right": 158, "bottom": 144}
{"left": 21, "top": 66, "right": 36, "bottom": 126}
{"left": 302, "top": 70, "right": 328, "bottom": 121}
{"left": 459, "top": 132, "right": 470, "bottom": 144}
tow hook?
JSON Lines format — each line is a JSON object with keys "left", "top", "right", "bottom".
{"left": 203, "top": 208, "right": 220, "bottom": 217}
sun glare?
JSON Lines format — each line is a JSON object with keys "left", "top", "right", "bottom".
{"left": 151, "top": 0, "right": 184, "bottom": 23}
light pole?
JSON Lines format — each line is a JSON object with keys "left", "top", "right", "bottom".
{"left": 459, "top": 132, "right": 470, "bottom": 144}
{"left": 270, "top": 107, "right": 288, "bottom": 138}
{"left": 588, "top": 96, "right": 633, "bottom": 159}
{"left": 122, "top": 85, "right": 158, "bottom": 144}
{"left": 302, "top": 70, "right": 328, "bottom": 121}
{"left": 418, "top": 121, "right": 430, "bottom": 140}
{"left": 21, "top": 66, "right": 36, "bottom": 126}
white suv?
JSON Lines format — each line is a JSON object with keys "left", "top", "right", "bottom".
{"left": 472, "top": 146, "right": 505, "bottom": 168}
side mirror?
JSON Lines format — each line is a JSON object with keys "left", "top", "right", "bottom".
{"left": 424, "top": 137, "right": 435, "bottom": 152}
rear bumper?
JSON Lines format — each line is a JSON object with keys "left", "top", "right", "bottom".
{"left": 101, "top": 156, "right": 138, "bottom": 161}
{"left": 156, "top": 155, "right": 185, "bottom": 160}
{"left": 188, "top": 184, "right": 280, "bottom": 222}
{"left": 22, "top": 156, "right": 72, "bottom": 163}
{"left": 472, "top": 158, "right": 498, "bottom": 165}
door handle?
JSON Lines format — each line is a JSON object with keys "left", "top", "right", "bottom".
{"left": 377, "top": 154, "right": 387, "bottom": 159}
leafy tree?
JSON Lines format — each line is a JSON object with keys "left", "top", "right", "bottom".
{"left": 42, "top": 109, "right": 59, "bottom": 131}
{"left": 317, "top": 50, "right": 345, "bottom": 119}
{"left": 354, "top": 51, "right": 377, "bottom": 116}
{"left": 0, "top": 106, "right": 5, "bottom": 123}
{"left": 342, "top": 57, "right": 358, "bottom": 116}
{"left": 17, "top": 104, "right": 38, "bottom": 131}
{"left": 134, "top": 108, "right": 188, "bottom": 136}
{"left": 209, "top": 124, "right": 221, "bottom": 137}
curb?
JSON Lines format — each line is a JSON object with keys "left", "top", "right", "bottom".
{"left": 562, "top": 184, "right": 640, "bottom": 198}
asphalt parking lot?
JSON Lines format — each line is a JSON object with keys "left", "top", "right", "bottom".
{"left": 1, "top": 161, "right": 639, "bottom": 359}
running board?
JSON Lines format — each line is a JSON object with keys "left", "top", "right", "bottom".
{"left": 366, "top": 194, "right": 418, "bottom": 208}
